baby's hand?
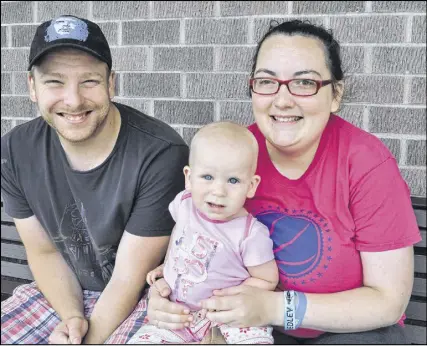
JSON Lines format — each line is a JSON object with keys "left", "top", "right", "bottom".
{"left": 146, "top": 264, "right": 165, "bottom": 286}
{"left": 198, "top": 308, "right": 218, "bottom": 321}
{"left": 199, "top": 308, "right": 208, "bottom": 320}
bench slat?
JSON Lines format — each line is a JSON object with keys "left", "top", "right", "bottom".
{"left": 1, "top": 261, "right": 33, "bottom": 281}
{"left": 1, "top": 225, "right": 21, "bottom": 242}
{"left": 414, "top": 255, "right": 426, "bottom": 274}
{"left": 404, "top": 323, "right": 426, "bottom": 345}
{"left": 414, "top": 208, "right": 426, "bottom": 229}
{"left": 406, "top": 300, "right": 426, "bottom": 321}
{"left": 411, "top": 196, "right": 427, "bottom": 208}
{"left": 1, "top": 243, "right": 27, "bottom": 260}
{"left": 412, "top": 277, "right": 426, "bottom": 297}
{"left": 1, "top": 279, "right": 27, "bottom": 296}
{"left": 415, "top": 230, "right": 426, "bottom": 248}
{"left": 1, "top": 208, "right": 13, "bottom": 223}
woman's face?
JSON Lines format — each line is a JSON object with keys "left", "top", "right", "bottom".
{"left": 251, "top": 34, "right": 343, "bottom": 154}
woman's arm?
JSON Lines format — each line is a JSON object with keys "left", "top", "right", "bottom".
{"left": 244, "top": 259, "right": 279, "bottom": 291}
{"left": 200, "top": 246, "right": 414, "bottom": 331}
{"left": 300, "top": 246, "right": 414, "bottom": 332}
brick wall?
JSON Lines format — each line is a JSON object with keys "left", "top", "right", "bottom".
{"left": 1, "top": 1, "right": 426, "bottom": 196}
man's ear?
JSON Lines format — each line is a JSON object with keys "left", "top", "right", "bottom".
{"left": 28, "top": 72, "right": 37, "bottom": 102}
{"left": 108, "top": 70, "right": 116, "bottom": 100}
{"left": 183, "top": 166, "right": 192, "bottom": 191}
{"left": 247, "top": 175, "right": 261, "bottom": 198}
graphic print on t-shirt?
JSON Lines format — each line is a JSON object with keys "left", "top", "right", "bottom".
{"left": 171, "top": 227, "right": 220, "bottom": 301}
{"left": 51, "top": 199, "right": 115, "bottom": 287}
{"left": 255, "top": 205, "right": 333, "bottom": 288}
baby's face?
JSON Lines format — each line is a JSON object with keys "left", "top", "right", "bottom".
{"left": 185, "top": 143, "right": 259, "bottom": 222}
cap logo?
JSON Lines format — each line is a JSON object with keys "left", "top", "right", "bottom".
{"left": 45, "top": 16, "right": 88, "bottom": 42}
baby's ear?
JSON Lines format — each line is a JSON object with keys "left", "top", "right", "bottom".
{"left": 247, "top": 175, "right": 261, "bottom": 198}
{"left": 183, "top": 166, "right": 192, "bottom": 191}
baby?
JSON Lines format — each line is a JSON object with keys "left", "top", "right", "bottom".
{"left": 128, "top": 121, "right": 279, "bottom": 344}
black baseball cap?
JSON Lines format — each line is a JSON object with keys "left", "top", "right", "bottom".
{"left": 28, "top": 15, "right": 112, "bottom": 71}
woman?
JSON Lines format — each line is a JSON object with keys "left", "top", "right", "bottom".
{"left": 145, "top": 20, "right": 421, "bottom": 344}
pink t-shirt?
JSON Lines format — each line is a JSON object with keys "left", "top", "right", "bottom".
{"left": 163, "top": 190, "right": 275, "bottom": 311}
{"left": 246, "top": 115, "right": 422, "bottom": 338}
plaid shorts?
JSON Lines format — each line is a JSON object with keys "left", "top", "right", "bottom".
{"left": 1, "top": 282, "right": 148, "bottom": 344}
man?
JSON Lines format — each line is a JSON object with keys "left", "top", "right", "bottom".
{"left": 1, "top": 15, "right": 188, "bottom": 344}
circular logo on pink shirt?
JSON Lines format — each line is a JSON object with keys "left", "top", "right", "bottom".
{"left": 255, "top": 206, "right": 333, "bottom": 287}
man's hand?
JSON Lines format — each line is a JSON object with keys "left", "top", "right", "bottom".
{"left": 48, "top": 316, "right": 88, "bottom": 345}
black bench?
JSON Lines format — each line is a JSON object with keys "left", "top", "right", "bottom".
{"left": 1, "top": 198, "right": 426, "bottom": 344}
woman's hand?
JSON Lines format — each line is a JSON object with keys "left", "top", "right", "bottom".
{"left": 199, "top": 285, "right": 283, "bottom": 328}
{"left": 147, "top": 278, "right": 193, "bottom": 330}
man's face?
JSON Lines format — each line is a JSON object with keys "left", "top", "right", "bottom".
{"left": 28, "top": 48, "right": 115, "bottom": 144}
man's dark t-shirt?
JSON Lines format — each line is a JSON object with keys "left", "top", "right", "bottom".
{"left": 1, "top": 102, "right": 189, "bottom": 291}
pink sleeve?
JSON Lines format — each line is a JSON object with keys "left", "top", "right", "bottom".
{"left": 350, "top": 158, "right": 422, "bottom": 251}
{"left": 168, "top": 190, "right": 187, "bottom": 222}
{"left": 241, "top": 220, "right": 275, "bottom": 267}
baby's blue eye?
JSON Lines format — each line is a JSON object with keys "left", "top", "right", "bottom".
{"left": 229, "top": 177, "right": 239, "bottom": 184}
{"left": 203, "top": 175, "right": 213, "bottom": 181}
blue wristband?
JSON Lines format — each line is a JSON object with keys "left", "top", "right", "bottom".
{"left": 283, "top": 290, "right": 296, "bottom": 330}
{"left": 295, "top": 291, "right": 307, "bottom": 329}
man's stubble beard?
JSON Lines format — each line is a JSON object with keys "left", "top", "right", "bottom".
{"left": 42, "top": 103, "right": 112, "bottom": 144}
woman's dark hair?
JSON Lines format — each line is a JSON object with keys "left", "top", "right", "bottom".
{"left": 250, "top": 20, "right": 344, "bottom": 98}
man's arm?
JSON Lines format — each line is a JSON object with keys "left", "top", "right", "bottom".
{"left": 146, "top": 227, "right": 176, "bottom": 286}
{"left": 83, "top": 231, "right": 170, "bottom": 344}
{"left": 83, "top": 142, "right": 188, "bottom": 343}
{"left": 13, "top": 216, "right": 84, "bottom": 321}
{"left": 244, "top": 259, "right": 279, "bottom": 291}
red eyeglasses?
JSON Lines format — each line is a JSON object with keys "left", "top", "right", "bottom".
{"left": 249, "top": 77, "right": 333, "bottom": 96}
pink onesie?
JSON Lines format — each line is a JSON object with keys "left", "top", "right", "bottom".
{"left": 164, "top": 190, "right": 275, "bottom": 310}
